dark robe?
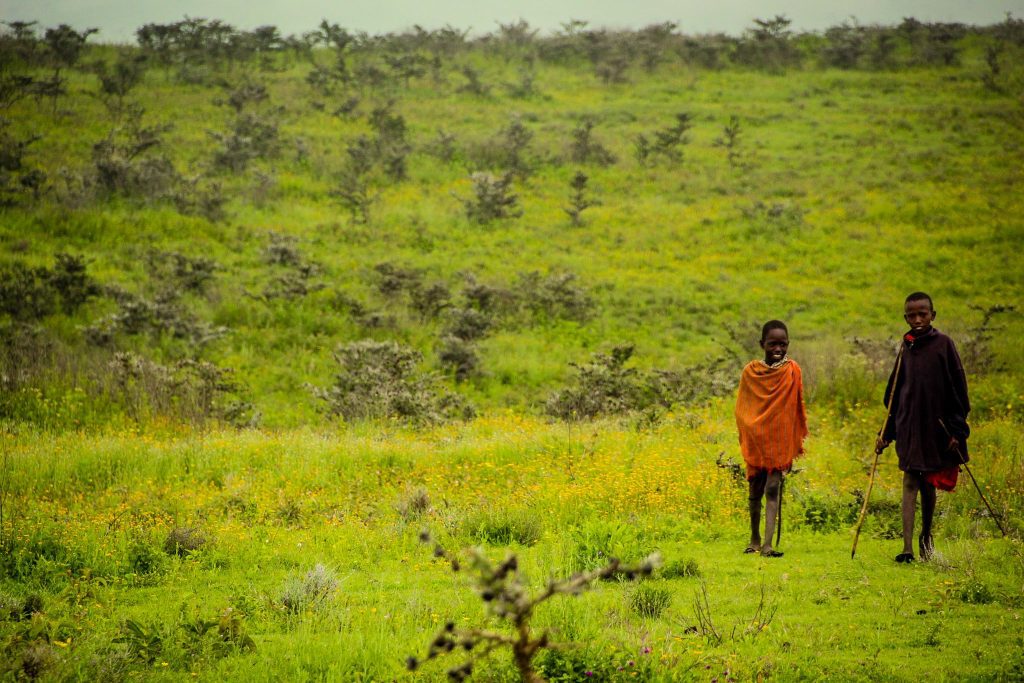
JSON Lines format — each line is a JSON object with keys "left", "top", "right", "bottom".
{"left": 882, "top": 327, "right": 970, "bottom": 472}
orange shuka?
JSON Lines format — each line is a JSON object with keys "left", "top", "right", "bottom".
{"left": 735, "top": 359, "right": 808, "bottom": 477}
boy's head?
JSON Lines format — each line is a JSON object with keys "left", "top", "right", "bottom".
{"left": 759, "top": 320, "right": 789, "bottom": 364}
{"left": 904, "top": 292, "right": 936, "bottom": 332}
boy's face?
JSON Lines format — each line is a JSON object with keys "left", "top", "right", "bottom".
{"left": 903, "top": 298, "right": 936, "bottom": 332}
{"left": 760, "top": 328, "right": 789, "bottom": 363}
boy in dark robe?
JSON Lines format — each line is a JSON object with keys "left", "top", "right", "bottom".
{"left": 875, "top": 292, "right": 970, "bottom": 562}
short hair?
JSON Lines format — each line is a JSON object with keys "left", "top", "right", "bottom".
{"left": 760, "top": 320, "right": 788, "bottom": 342}
{"left": 905, "top": 291, "right": 934, "bottom": 310}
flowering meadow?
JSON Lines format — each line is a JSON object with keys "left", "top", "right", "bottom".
{"left": 3, "top": 405, "right": 1022, "bottom": 680}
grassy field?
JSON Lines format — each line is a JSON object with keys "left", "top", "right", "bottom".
{"left": 1, "top": 17, "right": 1023, "bottom": 682}
{"left": 2, "top": 414, "right": 1023, "bottom": 681}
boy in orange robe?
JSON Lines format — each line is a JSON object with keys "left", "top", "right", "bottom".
{"left": 735, "top": 320, "right": 808, "bottom": 557}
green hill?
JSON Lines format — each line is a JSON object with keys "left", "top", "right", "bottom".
{"left": 1, "top": 17, "right": 1022, "bottom": 427}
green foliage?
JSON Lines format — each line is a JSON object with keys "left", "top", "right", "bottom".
{"left": 629, "top": 581, "right": 672, "bottom": 618}
{"left": 567, "top": 517, "right": 650, "bottom": 573}
{"left": 316, "top": 339, "right": 474, "bottom": 423}
{"left": 163, "top": 526, "right": 208, "bottom": 557}
{"left": 114, "top": 618, "right": 164, "bottom": 663}
{"left": 0, "top": 253, "right": 99, "bottom": 321}
{"left": 546, "top": 345, "right": 735, "bottom": 420}
{"left": 462, "top": 507, "right": 543, "bottom": 546}
{"left": 279, "top": 564, "right": 339, "bottom": 613}
{"left": 462, "top": 171, "right": 522, "bottom": 224}
{"left": 657, "top": 558, "right": 701, "bottom": 579}
{"left": 956, "top": 577, "right": 994, "bottom": 605}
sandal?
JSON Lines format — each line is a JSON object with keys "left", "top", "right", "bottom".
{"left": 895, "top": 552, "right": 915, "bottom": 563}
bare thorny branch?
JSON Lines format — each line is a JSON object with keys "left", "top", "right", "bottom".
{"left": 410, "top": 529, "right": 660, "bottom": 682}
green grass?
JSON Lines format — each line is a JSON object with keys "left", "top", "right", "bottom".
{"left": 1, "top": 415, "right": 1022, "bottom": 681}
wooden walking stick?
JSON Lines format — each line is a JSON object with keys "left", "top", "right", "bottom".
{"left": 938, "top": 419, "right": 1007, "bottom": 538}
{"left": 775, "top": 477, "right": 783, "bottom": 548}
{"left": 851, "top": 344, "right": 905, "bottom": 559}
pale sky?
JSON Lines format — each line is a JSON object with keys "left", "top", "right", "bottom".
{"left": 4, "top": 0, "right": 1023, "bottom": 43}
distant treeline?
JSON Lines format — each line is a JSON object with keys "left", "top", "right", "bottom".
{"left": 2, "top": 14, "right": 1023, "bottom": 78}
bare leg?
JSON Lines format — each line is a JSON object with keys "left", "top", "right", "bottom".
{"left": 898, "top": 471, "right": 920, "bottom": 561}
{"left": 761, "top": 471, "right": 783, "bottom": 557}
{"left": 747, "top": 472, "right": 766, "bottom": 552}
{"left": 919, "top": 480, "right": 936, "bottom": 560}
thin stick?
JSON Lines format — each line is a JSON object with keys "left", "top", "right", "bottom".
{"left": 851, "top": 345, "right": 905, "bottom": 559}
{"left": 775, "top": 476, "right": 783, "bottom": 548}
{"left": 939, "top": 419, "right": 1007, "bottom": 538}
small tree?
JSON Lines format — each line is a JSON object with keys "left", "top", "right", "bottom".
{"left": 462, "top": 172, "right": 522, "bottom": 225}
{"left": 713, "top": 115, "right": 742, "bottom": 167}
{"left": 563, "top": 170, "right": 596, "bottom": 226}
{"left": 567, "top": 118, "right": 616, "bottom": 166}
{"left": 980, "top": 43, "right": 1004, "bottom": 93}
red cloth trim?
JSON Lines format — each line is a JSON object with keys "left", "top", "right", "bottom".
{"left": 924, "top": 467, "right": 959, "bottom": 492}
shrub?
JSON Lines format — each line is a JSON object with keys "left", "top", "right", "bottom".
{"left": 456, "top": 65, "right": 491, "bottom": 96}
{"left": 409, "top": 281, "right": 451, "bottom": 321}
{"left": 460, "top": 273, "right": 517, "bottom": 317}
{"left": 515, "top": 270, "right": 593, "bottom": 323}
{"left": 469, "top": 116, "right": 535, "bottom": 179}
{"left": 0, "top": 123, "right": 45, "bottom": 206}
{"left": 742, "top": 200, "right": 804, "bottom": 234}
{"left": 89, "top": 109, "right": 180, "bottom": 200}
{"left": 658, "top": 558, "right": 701, "bottom": 579}
{"left": 126, "top": 538, "right": 166, "bottom": 577}
{"left": 0, "top": 253, "right": 99, "bottom": 321}
{"left": 437, "top": 336, "right": 480, "bottom": 382}
{"left": 395, "top": 487, "right": 431, "bottom": 521}
{"left": 94, "top": 51, "right": 147, "bottom": 113}
{"left": 820, "top": 22, "right": 868, "bottom": 69}
{"left": 86, "top": 290, "right": 227, "bottom": 347}
{"left": 373, "top": 261, "right": 422, "bottom": 299}
{"left": 211, "top": 110, "right": 281, "bottom": 172}
{"left": 461, "top": 172, "right": 522, "bottom": 225}
{"left": 713, "top": 115, "right": 742, "bottom": 167}
{"left": 145, "top": 250, "right": 218, "bottom": 296}
{"left": 425, "top": 129, "right": 458, "bottom": 163}
{"left": 163, "top": 526, "right": 208, "bottom": 557}
{"left": 567, "top": 118, "right": 616, "bottom": 166}
{"left": 629, "top": 582, "right": 672, "bottom": 618}
{"left": 956, "top": 578, "right": 994, "bottom": 605}
{"left": 462, "top": 508, "right": 543, "bottom": 546}
{"left": 0, "top": 262, "right": 56, "bottom": 321}
{"left": 280, "top": 564, "right": 338, "bottom": 613}
{"left": 103, "top": 353, "right": 245, "bottom": 425}
{"left": 442, "top": 307, "right": 492, "bottom": 342}
{"left": 546, "top": 344, "right": 643, "bottom": 420}
{"left": 262, "top": 232, "right": 303, "bottom": 266}
{"left": 315, "top": 340, "right": 474, "bottom": 423}
{"left": 567, "top": 517, "right": 650, "bottom": 573}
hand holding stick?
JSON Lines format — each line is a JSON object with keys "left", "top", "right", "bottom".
{"left": 851, "top": 345, "right": 904, "bottom": 559}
